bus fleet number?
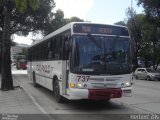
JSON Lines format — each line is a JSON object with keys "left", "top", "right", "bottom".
{"left": 77, "top": 76, "right": 90, "bottom": 82}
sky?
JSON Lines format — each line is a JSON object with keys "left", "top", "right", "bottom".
{"left": 14, "top": 0, "right": 144, "bottom": 45}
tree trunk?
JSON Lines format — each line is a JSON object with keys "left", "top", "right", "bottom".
{"left": 1, "top": 2, "right": 14, "bottom": 90}
{"left": 0, "top": 46, "right": 1, "bottom": 73}
{"left": 0, "top": 31, "right": 2, "bottom": 73}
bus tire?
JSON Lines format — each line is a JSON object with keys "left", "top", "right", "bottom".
{"left": 54, "top": 79, "right": 64, "bottom": 103}
{"left": 33, "top": 72, "right": 38, "bottom": 87}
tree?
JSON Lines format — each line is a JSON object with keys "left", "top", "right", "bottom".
{"left": 1, "top": 0, "right": 15, "bottom": 90}
{"left": 114, "top": 1, "right": 160, "bottom": 69}
{"left": 126, "top": 7, "right": 145, "bottom": 68}
{"left": 68, "top": 16, "right": 84, "bottom": 23}
{"left": 44, "top": 9, "right": 84, "bottom": 35}
{"left": 0, "top": 2, "right": 4, "bottom": 73}
{"left": 0, "top": 0, "right": 55, "bottom": 72}
{"left": 114, "top": 21, "right": 126, "bottom": 26}
{"left": 138, "top": 0, "right": 160, "bottom": 18}
{"left": 137, "top": 0, "right": 160, "bottom": 69}
{"left": 0, "top": 0, "right": 55, "bottom": 90}
{"left": 43, "top": 9, "right": 66, "bottom": 35}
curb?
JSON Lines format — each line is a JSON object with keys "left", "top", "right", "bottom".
{"left": 13, "top": 77, "right": 47, "bottom": 114}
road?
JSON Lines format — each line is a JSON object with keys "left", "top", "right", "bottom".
{"left": 12, "top": 69, "right": 160, "bottom": 120}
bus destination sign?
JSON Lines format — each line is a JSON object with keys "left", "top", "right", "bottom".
{"left": 73, "top": 23, "right": 129, "bottom": 36}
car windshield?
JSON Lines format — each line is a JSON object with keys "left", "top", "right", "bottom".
{"left": 71, "top": 35, "right": 131, "bottom": 75}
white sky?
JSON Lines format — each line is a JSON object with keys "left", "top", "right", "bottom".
{"left": 14, "top": 0, "right": 144, "bottom": 45}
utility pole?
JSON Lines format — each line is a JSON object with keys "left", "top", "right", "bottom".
{"left": 131, "top": 0, "right": 133, "bottom": 18}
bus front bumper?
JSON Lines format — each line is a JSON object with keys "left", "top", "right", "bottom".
{"left": 65, "top": 87, "right": 131, "bottom": 100}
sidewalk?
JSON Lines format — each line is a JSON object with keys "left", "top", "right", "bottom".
{"left": 0, "top": 75, "right": 42, "bottom": 114}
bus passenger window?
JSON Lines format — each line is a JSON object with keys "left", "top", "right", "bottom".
{"left": 48, "top": 51, "right": 55, "bottom": 60}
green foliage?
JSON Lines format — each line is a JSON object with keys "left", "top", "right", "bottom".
{"left": 137, "top": 0, "right": 160, "bottom": 67}
{"left": 15, "top": 0, "right": 27, "bottom": 12}
{"left": 114, "top": 21, "right": 126, "bottom": 26}
{"left": 126, "top": 8, "right": 145, "bottom": 67}
{"left": 28, "top": 0, "right": 40, "bottom": 10}
{"left": 43, "top": 9, "right": 84, "bottom": 35}
{"left": 138, "top": 0, "right": 160, "bottom": 17}
{"left": 123, "top": 1, "right": 160, "bottom": 68}
{"left": 0, "top": 0, "right": 55, "bottom": 90}
{"left": 0, "top": 0, "right": 52, "bottom": 37}
{"left": 69, "top": 17, "right": 84, "bottom": 22}
{"left": 0, "top": 0, "right": 5, "bottom": 6}
{"left": 15, "top": 0, "right": 40, "bottom": 12}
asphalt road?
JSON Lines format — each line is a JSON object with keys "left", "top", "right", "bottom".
{"left": 12, "top": 69, "right": 160, "bottom": 120}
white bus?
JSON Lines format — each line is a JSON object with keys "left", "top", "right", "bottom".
{"left": 27, "top": 22, "right": 132, "bottom": 103}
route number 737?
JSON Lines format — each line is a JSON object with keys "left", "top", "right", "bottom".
{"left": 77, "top": 76, "right": 90, "bottom": 82}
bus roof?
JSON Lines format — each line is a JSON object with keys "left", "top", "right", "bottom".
{"left": 30, "top": 22, "right": 128, "bottom": 47}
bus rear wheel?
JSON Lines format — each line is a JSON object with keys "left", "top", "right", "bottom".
{"left": 54, "top": 80, "right": 64, "bottom": 103}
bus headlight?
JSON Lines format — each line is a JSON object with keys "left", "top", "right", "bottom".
{"left": 77, "top": 83, "right": 82, "bottom": 88}
{"left": 121, "top": 82, "right": 131, "bottom": 87}
{"left": 125, "top": 82, "right": 130, "bottom": 87}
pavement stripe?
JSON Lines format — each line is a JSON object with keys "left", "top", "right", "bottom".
{"left": 14, "top": 78, "right": 55, "bottom": 120}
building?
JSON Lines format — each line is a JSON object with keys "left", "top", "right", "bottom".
{"left": 11, "top": 43, "right": 29, "bottom": 63}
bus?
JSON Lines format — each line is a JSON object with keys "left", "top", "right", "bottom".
{"left": 27, "top": 22, "right": 132, "bottom": 103}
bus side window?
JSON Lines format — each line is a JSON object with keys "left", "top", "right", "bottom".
{"left": 37, "top": 45, "right": 40, "bottom": 60}
{"left": 48, "top": 37, "right": 55, "bottom": 60}
{"left": 48, "top": 51, "right": 54, "bottom": 60}
{"left": 44, "top": 41, "right": 49, "bottom": 60}
{"left": 41, "top": 43, "right": 45, "bottom": 60}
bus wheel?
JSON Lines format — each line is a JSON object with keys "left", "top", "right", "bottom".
{"left": 54, "top": 80, "right": 64, "bottom": 103}
{"left": 33, "top": 72, "right": 38, "bottom": 87}
{"left": 99, "top": 98, "right": 110, "bottom": 104}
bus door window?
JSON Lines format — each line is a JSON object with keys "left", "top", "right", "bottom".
{"left": 63, "top": 35, "right": 71, "bottom": 60}
{"left": 54, "top": 36, "right": 62, "bottom": 60}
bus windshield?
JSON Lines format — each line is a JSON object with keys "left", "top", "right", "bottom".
{"left": 71, "top": 35, "right": 131, "bottom": 75}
